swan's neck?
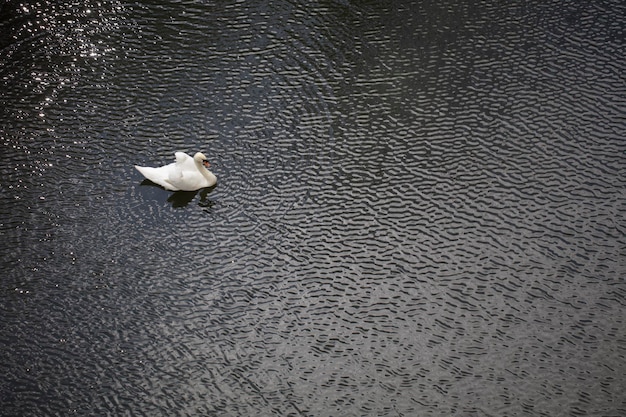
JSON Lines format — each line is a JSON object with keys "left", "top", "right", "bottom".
{"left": 195, "top": 160, "right": 212, "bottom": 180}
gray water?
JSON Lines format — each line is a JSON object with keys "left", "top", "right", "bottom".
{"left": 1, "top": 1, "right": 625, "bottom": 416}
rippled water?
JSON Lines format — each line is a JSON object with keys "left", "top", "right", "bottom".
{"left": 1, "top": 0, "right": 625, "bottom": 416}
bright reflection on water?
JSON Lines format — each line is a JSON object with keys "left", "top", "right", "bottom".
{"left": 1, "top": 1, "right": 625, "bottom": 416}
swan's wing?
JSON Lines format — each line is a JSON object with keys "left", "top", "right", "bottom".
{"left": 165, "top": 169, "right": 207, "bottom": 191}
{"left": 166, "top": 156, "right": 203, "bottom": 191}
{"left": 174, "top": 152, "right": 196, "bottom": 171}
{"left": 167, "top": 160, "right": 185, "bottom": 183}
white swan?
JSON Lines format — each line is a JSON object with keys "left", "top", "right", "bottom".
{"left": 135, "top": 151, "right": 217, "bottom": 191}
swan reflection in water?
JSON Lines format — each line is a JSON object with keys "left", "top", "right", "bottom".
{"left": 139, "top": 179, "right": 216, "bottom": 209}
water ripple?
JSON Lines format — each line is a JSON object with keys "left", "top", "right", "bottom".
{"left": 1, "top": 0, "right": 625, "bottom": 416}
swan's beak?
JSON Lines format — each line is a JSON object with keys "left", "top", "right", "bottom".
{"left": 202, "top": 160, "right": 211, "bottom": 168}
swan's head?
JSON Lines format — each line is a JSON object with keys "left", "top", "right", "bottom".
{"left": 193, "top": 152, "right": 210, "bottom": 168}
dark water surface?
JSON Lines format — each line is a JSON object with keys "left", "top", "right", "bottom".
{"left": 1, "top": 0, "right": 625, "bottom": 415}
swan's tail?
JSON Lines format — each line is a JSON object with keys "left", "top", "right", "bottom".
{"left": 134, "top": 165, "right": 177, "bottom": 190}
